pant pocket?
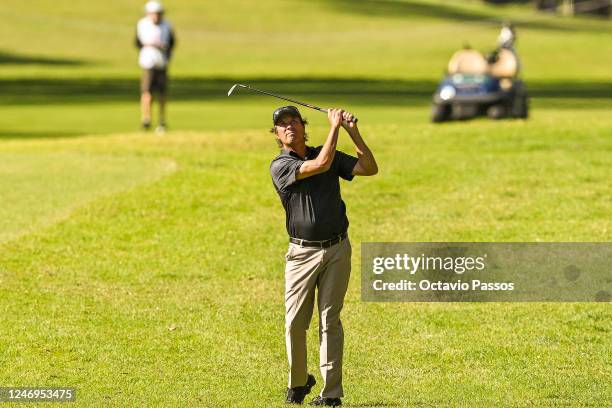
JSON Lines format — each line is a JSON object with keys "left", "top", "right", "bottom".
{"left": 285, "top": 244, "right": 295, "bottom": 262}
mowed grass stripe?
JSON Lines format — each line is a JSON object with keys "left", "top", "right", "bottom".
{"left": 0, "top": 151, "right": 177, "bottom": 243}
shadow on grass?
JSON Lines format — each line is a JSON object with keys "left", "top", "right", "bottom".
{"left": 315, "top": 0, "right": 612, "bottom": 32}
{"left": 0, "top": 130, "right": 85, "bottom": 139}
{"left": 318, "top": 0, "right": 493, "bottom": 21}
{"left": 0, "top": 77, "right": 610, "bottom": 106}
{"left": 0, "top": 51, "right": 87, "bottom": 66}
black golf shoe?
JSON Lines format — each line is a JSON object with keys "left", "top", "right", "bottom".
{"left": 285, "top": 374, "right": 316, "bottom": 404}
{"left": 308, "top": 396, "right": 342, "bottom": 406}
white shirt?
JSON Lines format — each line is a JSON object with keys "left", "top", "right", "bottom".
{"left": 136, "top": 17, "right": 173, "bottom": 69}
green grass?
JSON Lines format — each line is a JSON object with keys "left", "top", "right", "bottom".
{"left": 0, "top": 1, "right": 611, "bottom": 407}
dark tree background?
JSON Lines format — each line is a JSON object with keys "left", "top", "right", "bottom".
{"left": 484, "top": 0, "right": 611, "bottom": 17}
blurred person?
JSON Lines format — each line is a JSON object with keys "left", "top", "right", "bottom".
{"left": 447, "top": 44, "right": 489, "bottom": 76}
{"left": 487, "top": 22, "right": 520, "bottom": 78}
{"left": 135, "top": 1, "right": 176, "bottom": 133}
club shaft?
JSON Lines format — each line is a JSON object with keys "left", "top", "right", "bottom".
{"left": 231, "top": 84, "right": 358, "bottom": 123}
{"left": 240, "top": 85, "right": 328, "bottom": 113}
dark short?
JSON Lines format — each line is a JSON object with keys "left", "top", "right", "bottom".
{"left": 141, "top": 68, "right": 168, "bottom": 94}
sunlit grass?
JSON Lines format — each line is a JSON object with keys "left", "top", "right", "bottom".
{"left": 0, "top": 0, "right": 610, "bottom": 406}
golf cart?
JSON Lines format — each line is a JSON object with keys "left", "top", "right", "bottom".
{"left": 431, "top": 24, "right": 528, "bottom": 122}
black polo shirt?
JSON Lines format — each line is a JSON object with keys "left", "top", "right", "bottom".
{"left": 270, "top": 145, "right": 358, "bottom": 241}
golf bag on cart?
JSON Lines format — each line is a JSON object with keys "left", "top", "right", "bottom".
{"left": 431, "top": 24, "right": 529, "bottom": 123}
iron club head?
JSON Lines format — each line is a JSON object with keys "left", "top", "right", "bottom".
{"left": 227, "top": 83, "right": 244, "bottom": 96}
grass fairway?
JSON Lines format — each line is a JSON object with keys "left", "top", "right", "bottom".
{"left": 0, "top": 1, "right": 611, "bottom": 407}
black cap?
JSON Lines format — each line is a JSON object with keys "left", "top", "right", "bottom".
{"left": 273, "top": 106, "right": 302, "bottom": 125}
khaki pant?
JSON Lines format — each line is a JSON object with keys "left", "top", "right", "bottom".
{"left": 284, "top": 237, "right": 351, "bottom": 398}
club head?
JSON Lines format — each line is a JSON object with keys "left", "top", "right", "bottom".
{"left": 227, "top": 84, "right": 247, "bottom": 96}
{"left": 227, "top": 84, "right": 239, "bottom": 96}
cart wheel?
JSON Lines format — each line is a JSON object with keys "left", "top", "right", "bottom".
{"left": 510, "top": 82, "right": 529, "bottom": 119}
{"left": 432, "top": 103, "right": 450, "bottom": 123}
{"left": 517, "top": 94, "right": 529, "bottom": 118}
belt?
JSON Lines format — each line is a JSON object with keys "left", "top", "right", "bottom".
{"left": 289, "top": 231, "right": 347, "bottom": 248}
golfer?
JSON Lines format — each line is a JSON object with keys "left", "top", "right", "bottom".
{"left": 270, "top": 106, "right": 378, "bottom": 406}
{"left": 135, "top": 1, "right": 175, "bottom": 133}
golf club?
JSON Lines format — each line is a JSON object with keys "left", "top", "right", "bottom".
{"left": 227, "top": 83, "right": 358, "bottom": 123}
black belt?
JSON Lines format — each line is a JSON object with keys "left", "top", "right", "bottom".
{"left": 289, "top": 232, "right": 347, "bottom": 248}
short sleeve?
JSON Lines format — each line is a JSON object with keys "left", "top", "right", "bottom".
{"left": 270, "top": 156, "right": 304, "bottom": 191}
{"left": 335, "top": 150, "right": 359, "bottom": 181}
